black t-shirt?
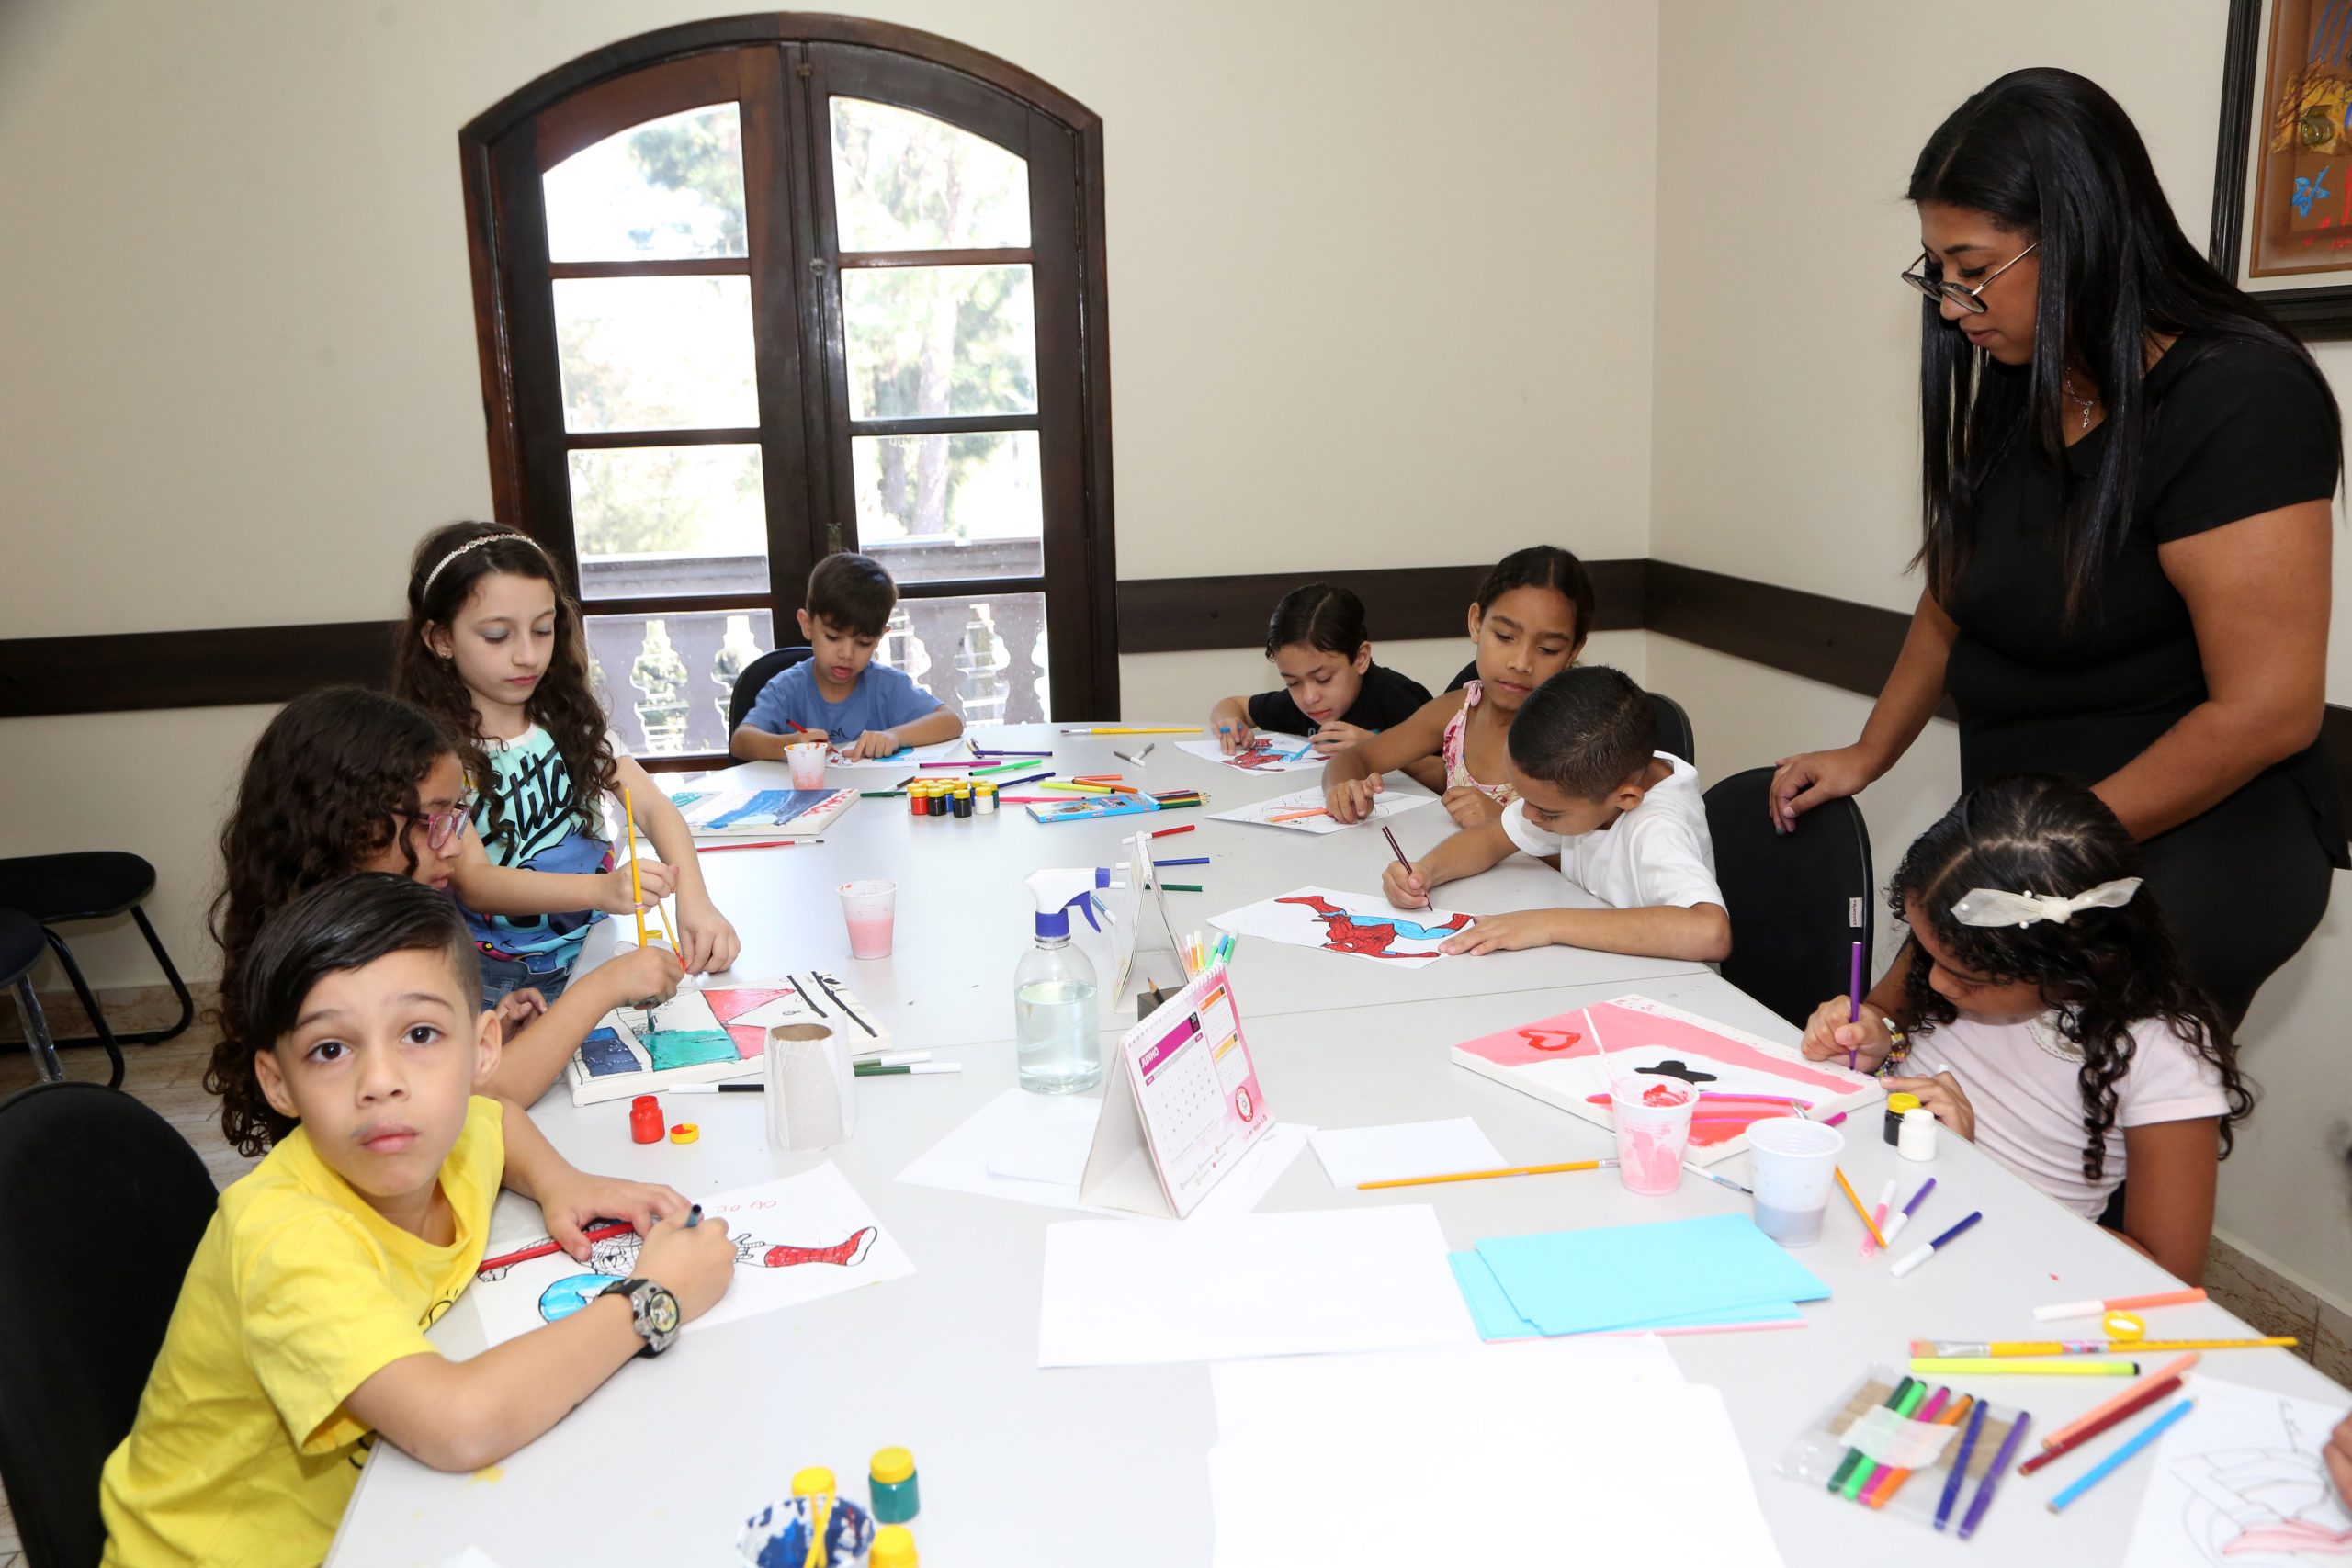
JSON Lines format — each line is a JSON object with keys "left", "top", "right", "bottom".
{"left": 1942, "top": 335, "right": 2345, "bottom": 862}
{"left": 1245, "top": 660, "right": 1433, "bottom": 737}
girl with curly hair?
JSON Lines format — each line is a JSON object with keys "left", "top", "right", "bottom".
{"left": 1799, "top": 774, "right": 2249, "bottom": 1283}
{"left": 204, "top": 686, "right": 684, "bottom": 1155}
{"left": 391, "top": 522, "right": 739, "bottom": 1008}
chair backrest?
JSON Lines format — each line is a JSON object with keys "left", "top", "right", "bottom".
{"left": 1440, "top": 661, "right": 1697, "bottom": 764}
{"left": 0, "top": 1082, "right": 216, "bottom": 1568}
{"left": 727, "top": 646, "right": 815, "bottom": 733}
{"left": 1702, "top": 766, "right": 1874, "bottom": 1030}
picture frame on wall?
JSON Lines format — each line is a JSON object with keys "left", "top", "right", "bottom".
{"left": 2213, "top": 0, "right": 2352, "bottom": 335}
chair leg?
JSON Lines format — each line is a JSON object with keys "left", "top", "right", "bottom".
{"left": 10, "top": 977, "right": 63, "bottom": 1084}
{"left": 38, "top": 929, "right": 126, "bottom": 1089}
{"left": 121, "top": 905, "right": 196, "bottom": 1045}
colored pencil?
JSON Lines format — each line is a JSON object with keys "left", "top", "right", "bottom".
{"left": 1057, "top": 726, "right": 1197, "bottom": 735}
{"left": 2037, "top": 1353, "right": 2200, "bottom": 1451}
{"left": 989, "top": 772, "right": 1052, "bottom": 790}
{"left": 1834, "top": 1166, "right": 1889, "bottom": 1249}
{"left": 1148, "top": 883, "right": 1204, "bottom": 893}
{"left": 1912, "top": 1337, "right": 2293, "bottom": 1358}
{"left": 699, "top": 840, "right": 823, "bottom": 852}
{"left": 1868, "top": 1391, "right": 1973, "bottom": 1509}
{"left": 1958, "top": 1409, "right": 2032, "bottom": 1539}
{"left": 861, "top": 790, "right": 907, "bottom": 798}
{"left": 2018, "top": 1375, "right": 2185, "bottom": 1475}
{"left": 1041, "top": 781, "right": 1111, "bottom": 794}
{"left": 1829, "top": 1377, "right": 1915, "bottom": 1494}
{"left": 1909, "top": 1359, "right": 2141, "bottom": 1376}
{"left": 1001, "top": 795, "right": 1058, "bottom": 804}
{"left": 1847, "top": 939, "right": 1863, "bottom": 1070}
{"left": 1155, "top": 856, "right": 1211, "bottom": 866}
{"left": 2044, "top": 1400, "right": 2189, "bottom": 1514}
{"left": 1380, "top": 824, "right": 1411, "bottom": 870}
{"left": 971, "top": 748, "right": 1051, "bottom": 758}
{"left": 919, "top": 761, "right": 978, "bottom": 769}
{"left": 1266, "top": 807, "right": 1330, "bottom": 822}
{"left": 1355, "top": 1158, "right": 1615, "bottom": 1190}
{"left": 854, "top": 1062, "right": 962, "bottom": 1077}
{"left": 1890, "top": 1210, "right": 1982, "bottom": 1277}
{"left": 2032, "top": 1287, "right": 2207, "bottom": 1322}
{"left": 1935, "top": 1393, "right": 1991, "bottom": 1530}
{"left": 1845, "top": 1379, "right": 1929, "bottom": 1498}
{"left": 479, "top": 1220, "right": 635, "bottom": 1275}
{"left": 1149, "top": 824, "right": 1196, "bottom": 838}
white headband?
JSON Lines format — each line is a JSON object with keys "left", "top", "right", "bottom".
{"left": 422, "top": 532, "right": 546, "bottom": 596}
{"left": 1950, "top": 876, "right": 2142, "bottom": 930}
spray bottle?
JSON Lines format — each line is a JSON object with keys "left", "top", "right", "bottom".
{"left": 1018, "top": 869, "right": 1103, "bottom": 1094}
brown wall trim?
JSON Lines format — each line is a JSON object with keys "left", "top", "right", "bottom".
{"left": 1643, "top": 560, "right": 1958, "bottom": 721}
{"left": 0, "top": 621, "right": 395, "bottom": 717}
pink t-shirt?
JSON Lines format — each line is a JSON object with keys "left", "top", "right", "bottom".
{"left": 1925, "top": 1011, "right": 2228, "bottom": 1219}
{"left": 1439, "top": 681, "right": 1515, "bottom": 804}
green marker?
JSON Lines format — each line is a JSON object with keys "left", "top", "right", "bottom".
{"left": 860, "top": 790, "right": 905, "bottom": 798}
{"left": 1148, "top": 883, "right": 1204, "bottom": 893}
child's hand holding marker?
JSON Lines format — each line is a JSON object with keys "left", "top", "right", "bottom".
{"left": 1326, "top": 773, "right": 1383, "bottom": 824}
{"left": 597, "top": 857, "right": 677, "bottom": 915}
{"left": 1216, "top": 719, "right": 1254, "bottom": 755}
{"left": 634, "top": 1203, "right": 739, "bottom": 1323}
{"left": 1798, "top": 997, "right": 1894, "bottom": 1070}
{"left": 1882, "top": 1066, "right": 1975, "bottom": 1143}
{"left": 1308, "top": 720, "right": 1371, "bottom": 754}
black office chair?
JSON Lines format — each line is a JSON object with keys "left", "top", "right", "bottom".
{"left": 1441, "top": 660, "right": 1697, "bottom": 764}
{"left": 1702, "top": 765, "right": 1874, "bottom": 1029}
{"left": 1, "top": 908, "right": 66, "bottom": 1085}
{"left": 0, "top": 852, "right": 189, "bottom": 1085}
{"left": 727, "top": 646, "right": 816, "bottom": 734}
{"left": 0, "top": 1081, "right": 217, "bottom": 1568}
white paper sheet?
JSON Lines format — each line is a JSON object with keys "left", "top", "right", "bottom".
{"left": 2123, "top": 1375, "right": 2352, "bottom": 1566}
{"left": 1309, "top": 1117, "right": 1505, "bottom": 1190}
{"left": 1037, "top": 1205, "right": 1476, "bottom": 1367}
{"left": 1208, "top": 785, "right": 1438, "bottom": 834}
{"left": 1174, "top": 738, "right": 1325, "bottom": 773}
{"left": 903, "top": 1086, "right": 1309, "bottom": 1218}
{"left": 1209, "top": 885, "right": 1473, "bottom": 970}
{"left": 1206, "top": 1382, "right": 1784, "bottom": 1568}
{"left": 469, "top": 1163, "right": 912, "bottom": 1347}
{"left": 1209, "top": 1336, "right": 1685, "bottom": 1442}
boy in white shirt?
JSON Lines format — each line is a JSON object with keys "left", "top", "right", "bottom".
{"left": 1382, "top": 666, "right": 1731, "bottom": 962}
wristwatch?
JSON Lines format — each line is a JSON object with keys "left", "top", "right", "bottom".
{"left": 598, "top": 1276, "right": 681, "bottom": 1358}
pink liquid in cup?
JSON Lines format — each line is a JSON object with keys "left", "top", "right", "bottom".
{"left": 786, "top": 741, "right": 827, "bottom": 790}
{"left": 1611, "top": 1077, "right": 1696, "bottom": 1196}
{"left": 839, "top": 879, "right": 896, "bottom": 959}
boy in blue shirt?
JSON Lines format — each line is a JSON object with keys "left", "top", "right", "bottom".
{"left": 730, "top": 552, "right": 968, "bottom": 761}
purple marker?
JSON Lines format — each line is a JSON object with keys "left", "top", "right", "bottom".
{"left": 1957, "top": 1408, "right": 2031, "bottom": 1540}
{"left": 1877, "top": 1177, "right": 1937, "bottom": 1247}
{"left": 1847, "top": 940, "right": 1864, "bottom": 1071}
{"left": 1890, "top": 1209, "right": 1981, "bottom": 1278}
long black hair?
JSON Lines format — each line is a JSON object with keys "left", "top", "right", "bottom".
{"left": 1908, "top": 67, "right": 2339, "bottom": 619}
{"left": 1263, "top": 582, "right": 1370, "bottom": 660}
{"left": 1892, "top": 774, "right": 2251, "bottom": 1186}
{"left": 1472, "top": 546, "right": 1595, "bottom": 639}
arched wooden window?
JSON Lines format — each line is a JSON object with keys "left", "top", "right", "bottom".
{"left": 459, "top": 17, "right": 1115, "bottom": 760}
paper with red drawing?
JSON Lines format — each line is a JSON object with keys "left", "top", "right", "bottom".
{"left": 1450, "top": 993, "right": 1883, "bottom": 1166}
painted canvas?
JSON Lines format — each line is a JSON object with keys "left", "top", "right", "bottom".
{"left": 668, "top": 785, "right": 854, "bottom": 836}
{"left": 471, "top": 1162, "right": 914, "bottom": 1348}
{"left": 1209, "top": 786, "right": 1438, "bottom": 835}
{"left": 565, "top": 973, "right": 889, "bottom": 1104}
{"left": 2124, "top": 1376, "right": 2352, "bottom": 1565}
{"left": 1210, "top": 886, "right": 1474, "bottom": 970}
{"left": 1451, "top": 994, "right": 1883, "bottom": 1166}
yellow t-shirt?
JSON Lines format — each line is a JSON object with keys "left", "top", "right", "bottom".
{"left": 99, "top": 1096, "right": 505, "bottom": 1568}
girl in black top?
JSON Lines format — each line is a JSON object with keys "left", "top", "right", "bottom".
{"left": 1209, "top": 582, "right": 1433, "bottom": 760}
{"left": 1770, "top": 67, "right": 2343, "bottom": 1030}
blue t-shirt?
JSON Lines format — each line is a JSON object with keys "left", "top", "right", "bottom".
{"left": 464, "top": 725, "right": 612, "bottom": 966}
{"left": 741, "top": 660, "right": 943, "bottom": 745}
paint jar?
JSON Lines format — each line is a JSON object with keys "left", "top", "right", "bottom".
{"left": 907, "top": 784, "right": 925, "bottom": 817}
{"left": 871, "top": 1525, "right": 918, "bottom": 1568}
{"left": 1883, "top": 1092, "right": 1921, "bottom": 1146}
{"left": 628, "top": 1094, "right": 663, "bottom": 1144}
{"left": 924, "top": 783, "right": 947, "bottom": 817}
{"left": 974, "top": 781, "right": 997, "bottom": 815}
{"left": 1898, "top": 1108, "right": 1939, "bottom": 1161}
{"left": 868, "top": 1446, "right": 920, "bottom": 1524}
{"left": 951, "top": 784, "right": 973, "bottom": 818}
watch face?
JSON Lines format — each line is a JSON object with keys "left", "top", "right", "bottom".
{"left": 646, "top": 1288, "right": 681, "bottom": 1337}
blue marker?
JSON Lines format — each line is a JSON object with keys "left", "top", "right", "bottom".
{"left": 2045, "top": 1398, "right": 2193, "bottom": 1515}
{"left": 1935, "top": 1394, "right": 1989, "bottom": 1530}
{"left": 685, "top": 1203, "right": 703, "bottom": 1229}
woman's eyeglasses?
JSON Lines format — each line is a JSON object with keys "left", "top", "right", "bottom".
{"left": 410, "top": 795, "right": 476, "bottom": 852}
{"left": 1900, "top": 243, "right": 2038, "bottom": 315}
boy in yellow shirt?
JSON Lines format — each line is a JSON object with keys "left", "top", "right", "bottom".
{"left": 99, "top": 874, "right": 737, "bottom": 1567}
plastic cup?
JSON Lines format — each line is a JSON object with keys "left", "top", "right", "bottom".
{"left": 1611, "top": 1077, "right": 1696, "bottom": 1195}
{"left": 1747, "top": 1117, "right": 1845, "bottom": 1247}
{"left": 786, "top": 740, "right": 828, "bottom": 789}
{"left": 839, "top": 879, "right": 897, "bottom": 959}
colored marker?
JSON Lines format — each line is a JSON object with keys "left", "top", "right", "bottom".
{"left": 1155, "top": 856, "right": 1210, "bottom": 866}
{"left": 854, "top": 1062, "right": 963, "bottom": 1077}
{"left": 477, "top": 1220, "right": 636, "bottom": 1275}
{"left": 1847, "top": 939, "right": 1863, "bottom": 1070}
{"left": 1057, "top": 726, "right": 1197, "bottom": 735}
{"left": 1845, "top": 1379, "right": 1929, "bottom": 1498}
{"left": 1878, "top": 1178, "right": 1936, "bottom": 1246}
{"left": 684, "top": 1204, "right": 703, "bottom": 1229}
{"left": 860, "top": 790, "right": 907, "bottom": 798}
{"left": 1829, "top": 1377, "right": 1915, "bottom": 1494}
{"left": 2018, "top": 1374, "right": 2186, "bottom": 1475}
{"left": 1909, "top": 1359, "right": 2141, "bottom": 1376}
{"left": 1149, "top": 824, "right": 1197, "bottom": 839}
{"left": 1834, "top": 1167, "right": 1889, "bottom": 1250}
{"left": 1148, "top": 883, "right": 1204, "bottom": 893}
{"left": 2037, "top": 1353, "right": 2200, "bottom": 1452}
{"left": 2045, "top": 1399, "right": 2190, "bottom": 1514}
{"left": 1889, "top": 1209, "right": 1981, "bottom": 1277}
{"left": 700, "top": 840, "right": 825, "bottom": 851}
{"left": 1958, "top": 1408, "right": 2032, "bottom": 1539}
{"left": 1911, "top": 1337, "right": 2294, "bottom": 1358}
{"left": 990, "top": 772, "right": 1053, "bottom": 790}
{"left": 1861, "top": 1177, "right": 1897, "bottom": 1258}
{"left": 2032, "top": 1287, "right": 2206, "bottom": 1323}
{"left": 1935, "top": 1393, "right": 1991, "bottom": 1530}
{"left": 1868, "top": 1389, "right": 1973, "bottom": 1508}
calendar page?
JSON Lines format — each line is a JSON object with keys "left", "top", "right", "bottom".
{"left": 1080, "top": 964, "right": 1274, "bottom": 1219}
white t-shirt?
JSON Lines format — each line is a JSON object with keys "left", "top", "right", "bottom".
{"left": 1924, "top": 1011, "right": 2229, "bottom": 1219}
{"left": 1498, "top": 752, "right": 1724, "bottom": 912}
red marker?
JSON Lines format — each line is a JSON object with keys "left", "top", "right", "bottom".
{"left": 478, "top": 1220, "right": 635, "bottom": 1276}
{"left": 1150, "top": 823, "right": 1196, "bottom": 839}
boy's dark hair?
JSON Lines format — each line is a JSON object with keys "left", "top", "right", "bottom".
{"left": 806, "top": 551, "right": 899, "bottom": 639}
{"left": 1263, "top": 582, "right": 1370, "bottom": 660}
{"left": 1507, "top": 666, "right": 1654, "bottom": 800}
{"left": 1892, "top": 774, "right": 2251, "bottom": 1185}
{"left": 212, "top": 874, "right": 483, "bottom": 1156}
{"left": 1473, "top": 546, "right": 1596, "bottom": 644}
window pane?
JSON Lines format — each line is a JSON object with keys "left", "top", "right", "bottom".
{"left": 544, "top": 104, "right": 748, "bottom": 262}
{"left": 831, "top": 96, "right": 1030, "bottom": 251}
{"left": 569, "top": 445, "right": 767, "bottom": 599}
{"left": 588, "top": 609, "right": 775, "bottom": 756}
{"left": 885, "top": 592, "right": 1048, "bottom": 724}
{"left": 853, "top": 431, "right": 1041, "bottom": 583}
{"left": 555, "top": 276, "right": 758, "bottom": 433}
{"left": 843, "top": 265, "right": 1036, "bottom": 421}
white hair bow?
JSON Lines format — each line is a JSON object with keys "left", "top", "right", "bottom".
{"left": 1949, "top": 877, "right": 2142, "bottom": 929}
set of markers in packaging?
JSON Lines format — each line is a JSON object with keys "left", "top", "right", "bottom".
{"left": 1776, "top": 1364, "right": 2029, "bottom": 1538}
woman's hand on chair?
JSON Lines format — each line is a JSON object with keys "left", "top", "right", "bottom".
{"left": 1767, "top": 745, "right": 1882, "bottom": 834}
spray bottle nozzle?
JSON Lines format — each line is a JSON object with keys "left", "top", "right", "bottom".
{"left": 1024, "top": 868, "right": 1102, "bottom": 941}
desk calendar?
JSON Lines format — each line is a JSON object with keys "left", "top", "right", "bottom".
{"left": 1080, "top": 963, "right": 1274, "bottom": 1218}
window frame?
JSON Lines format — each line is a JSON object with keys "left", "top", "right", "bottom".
{"left": 458, "top": 16, "right": 1118, "bottom": 762}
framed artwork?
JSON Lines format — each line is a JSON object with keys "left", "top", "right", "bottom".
{"left": 2213, "top": 0, "right": 2352, "bottom": 333}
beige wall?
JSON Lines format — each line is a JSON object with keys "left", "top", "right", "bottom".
{"left": 0, "top": 0, "right": 1658, "bottom": 990}
{"left": 1649, "top": 0, "right": 2352, "bottom": 1304}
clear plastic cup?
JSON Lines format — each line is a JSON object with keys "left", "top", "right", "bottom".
{"left": 1611, "top": 1077, "right": 1696, "bottom": 1195}
{"left": 786, "top": 740, "right": 828, "bottom": 789}
{"left": 1746, "top": 1117, "right": 1845, "bottom": 1247}
{"left": 839, "top": 879, "right": 897, "bottom": 959}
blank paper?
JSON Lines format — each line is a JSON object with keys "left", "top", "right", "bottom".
{"left": 1308, "top": 1117, "right": 1504, "bottom": 1190}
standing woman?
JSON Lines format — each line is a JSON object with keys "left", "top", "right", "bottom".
{"left": 1770, "top": 67, "right": 2343, "bottom": 1031}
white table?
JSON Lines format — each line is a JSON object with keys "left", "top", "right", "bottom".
{"left": 328, "top": 727, "right": 2348, "bottom": 1567}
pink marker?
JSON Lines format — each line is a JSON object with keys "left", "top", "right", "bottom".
{"left": 1860, "top": 1178, "right": 1897, "bottom": 1258}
